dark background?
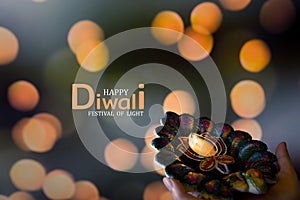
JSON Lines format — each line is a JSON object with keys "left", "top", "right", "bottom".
{"left": 0, "top": 0, "right": 299, "bottom": 199}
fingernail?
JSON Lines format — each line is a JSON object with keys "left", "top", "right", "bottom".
{"left": 280, "top": 142, "right": 288, "bottom": 152}
{"left": 282, "top": 142, "right": 287, "bottom": 149}
{"left": 163, "top": 177, "right": 173, "bottom": 191}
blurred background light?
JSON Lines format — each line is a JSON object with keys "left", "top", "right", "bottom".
{"left": 140, "top": 145, "right": 157, "bottom": 172}
{"left": 190, "top": 2, "right": 223, "bottom": 35}
{"left": 0, "top": 0, "right": 299, "bottom": 199}
{"left": 104, "top": 138, "right": 138, "bottom": 172}
{"left": 260, "top": 0, "right": 297, "bottom": 34}
{"left": 77, "top": 41, "right": 109, "bottom": 72}
{"left": 75, "top": 40, "right": 101, "bottom": 65}
{"left": 67, "top": 20, "right": 104, "bottom": 53}
{"left": 7, "top": 80, "right": 39, "bottom": 112}
{"left": 0, "top": 26, "right": 19, "bottom": 66}
{"left": 143, "top": 181, "right": 169, "bottom": 200}
{"left": 142, "top": 124, "right": 166, "bottom": 175}
{"left": 67, "top": 20, "right": 108, "bottom": 72}
{"left": 219, "top": 0, "right": 251, "bottom": 11}
{"left": 33, "top": 112, "right": 62, "bottom": 140}
{"left": 151, "top": 11, "right": 184, "bottom": 45}
{"left": 22, "top": 118, "right": 57, "bottom": 153}
{"left": 163, "top": 90, "right": 196, "bottom": 115}
{"left": 178, "top": 27, "right": 213, "bottom": 61}
{"left": 72, "top": 180, "right": 99, "bottom": 200}
{"left": 9, "top": 159, "right": 46, "bottom": 191}
{"left": 231, "top": 118, "right": 263, "bottom": 140}
{"left": 239, "top": 39, "right": 271, "bottom": 73}
{"left": 9, "top": 191, "right": 35, "bottom": 200}
{"left": 12, "top": 118, "right": 31, "bottom": 151}
{"left": 42, "top": 169, "right": 76, "bottom": 200}
{"left": 230, "top": 80, "right": 266, "bottom": 118}
{"left": 11, "top": 113, "right": 62, "bottom": 153}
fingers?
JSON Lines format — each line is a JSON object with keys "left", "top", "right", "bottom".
{"left": 275, "top": 142, "right": 300, "bottom": 200}
{"left": 163, "top": 177, "right": 201, "bottom": 200}
{"left": 275, "top": 142, "right": 296, "bottom": 175}
{"left": 163, "top": 177, "right": 174, "bottom": 191}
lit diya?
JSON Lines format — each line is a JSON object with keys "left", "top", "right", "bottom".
{"left": 152, "top": 112, "right": 278, "bottom": 200}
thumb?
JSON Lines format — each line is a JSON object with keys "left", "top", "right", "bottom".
{"left": 275, "top": 142, "right": 295, "bottom": 175}
{"left": 163, "top": 177, "right": 200, "bottom": 200}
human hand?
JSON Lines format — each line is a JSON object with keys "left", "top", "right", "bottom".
{"left": 242, "top": 142, "right": 300, "bottom": 200}
{"left": 163, "top": 176, "right": 204, "bottom": 200}
{"left": 163, "top": 142, "right": 300, "bottom": 200}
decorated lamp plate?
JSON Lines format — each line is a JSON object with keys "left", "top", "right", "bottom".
{"left": 151, "top": 112, "right": 278, "bottom": 200}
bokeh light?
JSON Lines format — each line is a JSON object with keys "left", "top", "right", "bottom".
{"left": 0, "top": 26, "right": 19, "bottom": 65}
{"left": 75, "top": 40, "right": 100, "bottom": 64}
{"left": 43, "top": 169, "right": 76, "bottom": 200}
{"left": 260, "top": 0, "right": 296, "bottom": 34}
{"left": 140, "top": 146, "right": 157, "bottom": 172}
{"left": 46, "top": 169, "right": 74, "bottom": 180}
{"left": 230, "top": 80, "right": 266, "bottom": 118}
{"left": 68, "top": 20, "right": 104, "bottom": 53}
{"left": 72, "top": 180, "right": 99, "bottom": 200}
{"left": 22, "top": 118, "right": 57, "bottom": 153}
{"left": 9, "top": 191, "right": 35, "bottom": 200}
{"left": 0, "top": 195, "right": 8, "bottom": 200}
{"left": 33, "top": 113, "right": 62, "bottom": 139}
{"left": 232, "top": 118, "right": 263, "bottom": 140}
{"left": 219, "top": 0, "right": 251, "bottom": 11}
{"left": 67, "top": 19, "right": 108, "bottom": 72}
{"left": 11, "top": 118, "right": 31, "bottom": 151}
{"left": 143, "top": 181, "right": 168, "bottom": 200}
{"left": 240, "top": 39, "right": 271, "bottom": 73}
{"left": 151, "top": 11, "right": 184, "bottom": 45}
{"left": 7, "top": 80, "right": 39, "bottom": 112}
{"left": 77, "top": 41, "right": 109, "bottom": 72}
{"left": 178, "top": 27, "right": 213, "bottom": 61}
{"left": 190, "top": 2, "right": 223, "bottom": 34}
{"left": 10, "top": 159, "right": 46, "bottom": 191}
{"left": 140, "top": 144, "right": 166, "bottom": 175}
{"left": 104, "top": 138, "right": 138, "bottom": 171}
{"left": 163, "top": 90, "right": 196, "bottom": 115}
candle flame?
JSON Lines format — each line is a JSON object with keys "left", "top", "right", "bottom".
{"left": 188, "top": 133, "right": 217, "bottom": 157}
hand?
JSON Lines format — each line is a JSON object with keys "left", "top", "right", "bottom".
{"left": 163, "top": 142, "right": 300, "bottom": 200}
{"left": 243, "top": 142, "right": 300, "bottom": 200}
{"left": 163, "top": 177, "right": 204, "bottom": 200}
